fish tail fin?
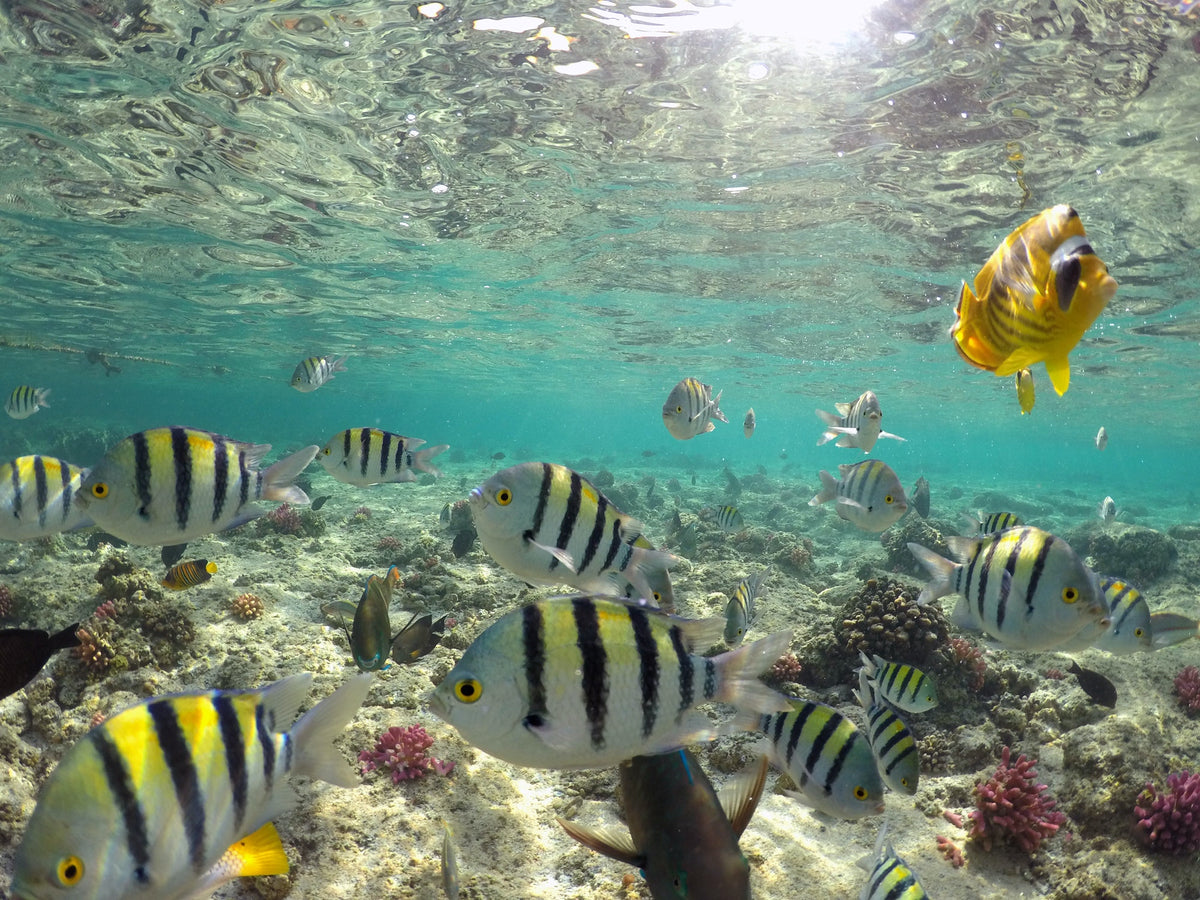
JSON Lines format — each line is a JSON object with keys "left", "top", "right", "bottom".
{"left": 226, "top": 822, "right": 290, "bottom": 878}
{"left": 261, "top": 445, "right": 320, "bottom": 504}
{"left": 288, "top": 673, "right": 372, "bottom": 787}
{"left": 713, "top": 630, "right": 794, "bottom": 713}
{"left": 906, "top": 542, "right": 956, "bottom": 605}
{"left": 412, "top": 444, "right": 449, "bottom": 478}
{"left": 37, "top": 388, "right": 51, "bottom": 408}
{"left": 331, "top": 355, "right": 349, "bottom": 374}
{"left": 808, "top": 470, "right": 838, "bottom": 506}
{"left": 710, "top": 389, "right": 729, "bottom": 423}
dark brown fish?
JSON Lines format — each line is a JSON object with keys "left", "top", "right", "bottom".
{"left": 160, "top": 543, "right": 187, "bottom": 567}
{"left": 390, "top": 612, "right": 449, "bottom": 664}
{"left": 911, "top": 476, "right": 931, "bottom": 518}
{"left": 451, "top": 528, "right": 476, "bottom": 558}
{"left": 0, "top": 624, "right": 81, "bottom": 700}
{"left": 310, "top": 495, "right": 331, "bottom": 511}
{"left": 491, "top": 452, "right": 506, "bottom": 460}
{"left": 1068, "top": 661, "right": 1117, "bottom": 708}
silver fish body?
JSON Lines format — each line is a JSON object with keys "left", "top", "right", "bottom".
{"left": 1092, "top": 576, "right": 1152, "bottom": 655}
{"left": 1097, "top": 496, "right": 1117, "bottom": 523}
{"left": 5, "top": 386, "right": 50, "bottom": 420}
{"left": 809, "top": 460, "right": 907, "bottom": 532}
{"left": 0, "top": 456, "right": 92, "bottom": 541}
{"left": 1149, "top": 611, "right": 1200, "bottom": 649}
{"left": 743, "top": 408, "right": 755, "bottom": 438}
{"left": 1095, "top": 426, "right": 1108, "bottom": 450}
{"left": 290, "top": 355, "right": 346, "bottom": 392}
{"left": 662, "top": 378, "right": 728, "bottom": 440}
{"left": 724, "top": 567, "right": 771, "bottom": 645}
{"left": 815, "top": 390, "right": 905, "bottom": 453}
{"left": 318, "top": 428, "right": 447, "bottom": 486}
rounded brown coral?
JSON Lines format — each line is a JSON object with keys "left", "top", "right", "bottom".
{"left": 231, "top": 592, "right": 265, "bottom": 620}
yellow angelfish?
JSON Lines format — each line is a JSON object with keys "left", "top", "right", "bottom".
{"left": 1015, "top": 367, "right": 1035, "bottom": 415}
{"left": 951, "top": 204, "right": 1117, "bottom": 396}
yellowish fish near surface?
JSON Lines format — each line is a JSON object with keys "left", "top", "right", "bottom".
{"left": 662, "top": 377, "right": 728, "bottom": 440}
{"left": 11, "top": 673, "right": 372, "bottom": 900}
{"left": 318, "top": 427, "right": 448, "bottom": 487}
{"left": 743, "top": 408, "right": 755, "bottom": 438}
{"left": 428, "top": 595, "right": 793, "bottom": 769}
{"left": 289, "top": 354, "right": 346, "bottom": 392}
{"left": 951, "top": 204, "right": 1117, "bottom": 396}
{"left": 160, "top": 559, "right": 218, "bottom": 591}
{"left": 5, "top": 385, "right": 50, "bottom": 420}
{"left": 0, "top": 456, "right": 92, "bottom": 541}
{"left": 815, "top": 390, "right": 905, "bottom": 453}
{"left": 1096, "top": 425, "right": 1108, "bottom": 450}
{"left": 1016, "top": 367, "right": 1035, "bottom": 414}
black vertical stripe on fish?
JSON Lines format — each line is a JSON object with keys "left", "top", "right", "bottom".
{"left": 996, "top": 528, "right": 1029, "bottom": 630}
{"left": 628, "top": 605, "right": 659, "bottom": 738}
{"left": 1024, "top": 533, "right": 1053, "bottom": 619}
{"left": 238, "top": 448, "right": 251, "bottom": 509}
{"left": 56, "top": 460, "right": 73, "bottom": 526}
{"left": 786, "top": 703, "right": 815, "bottom": 767}
{"left": 147, "top": 699, "right": 207, "bottom": 872}
{"left": 358, "top": 429, "right": 372, "bottom": 479}
{"left": 212, "top": 437, "right": 229, "bottom": 523}
{"left": 555, "top": 472, "right": 584, "bottom": 562}
{"left": 771, "top": 711, "right": 787, "bottom": 746}
{"left": 669, "top": 625, "right": 693, "bottom": 721}
{"left": 576, "top": 493, "right": 608, "bottom": 574}
{"left": 393, "top": 439, "right": 406, "bottom": 474}
{"left": 378, "top": 431, "right": 392, "bottom": 479}
{"left": 600, "top": 519, "right": 624, "bottom": 574}
{"left": 974, "top": 538, "right": 1001, "bottom": 624}
{"left": 214, "top": 694, "right": 248, "bottom": 832}
{"left": 132, "top": 430, "right": 153, "bottom": 520}
{"left": 703, "top": 658, "right": 717, "bottom": 700}
{"left": 8, "top": 460, "right": 22, "bottom": 519}
{"left": 820, "top": 729, "right": 857, "bottom": 797}
{"left": 572, "top": 598, "right": 608, "bottom": 749}
{"left": 524, "top": 463, "right": 553, "bottom": 549}
{"left": 91, "top": 728, "right": 151, "bottom": 876}
{"left": 170, "top": 427, "right": 194, "bottom": 533}
{"left": 282, "top": 732, "right": 294, "bottom": 772}
{"left": 342, "top": 428, "right": 352, "bottom": 461}
{"left": 255, "top": 702, "right": 276, "bottom": 793}
{"left": 803, "top": 713, "right": 841, "bottom": 784}
{"left": 33, "top": 456, "right": 49, "bottom": 528}
{"left": 522, "top": 604, "right": 548, "bottom": 720}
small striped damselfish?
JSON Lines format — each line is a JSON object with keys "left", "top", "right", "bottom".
{"left": 853, "top": 669, "right": 919, "bottom": 795}
{"left": 289, "top": 355, "right": 346, "bottom": 392}
{"left": 11, "top": 673, "right": 372, "bottom": 900}
{"left": 79, "top": 427, "right": 318, "bottom": 546}
{"left": 858, "top": 652, "right": 938, "bottom": 714}
{"left": 705, "top": 505, "right": 745, "bottom": 532}
{"left": 815, "top": 390, "right": 905, "bottom": 454}
{"left": 662, "top": 377, "right": 728, "bottom": 440}
{"left": 858, "top": 825, "right": 927, "bottom": 900}
{"left": 160, "top": 559, "right": 218, "bottom": 591}
{"left": 809, "top": 459, "right": 907, "bottom": 533}
{"left": 0, "top": 455, "right": 92, "bottom": 541}
{"left": 469, "top": 462, "right": 676, "bottom": 602}
{"left": 724, "top": 567, "right": 771, "bottom": 645}
{"left": 428, "top": 595, "right": 793, "bottom": 769}
{"left": 318, "top": 427, "right": 447, "bottom": 487}
{"left": 5, "top": 385, "right": 50, "bottom": 420}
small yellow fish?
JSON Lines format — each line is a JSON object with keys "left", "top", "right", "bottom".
{"left": 1016, "top": 367, "right": 1035, "bottom": 414}
{"left": 952, "top": 204, "right": 1117, "bottom": 396}
{"left": 161, "top": 559, "right": 218, "bottom": 590}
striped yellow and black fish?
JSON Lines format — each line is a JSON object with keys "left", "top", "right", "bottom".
{"left": 318, "top": 427, "right": 448, "bottom": 487}
{"left": 623, "top": 534, "right": 678, "bottom": 613}
{"left": 853, "top": 669, "right": 919, "bottom": 795}
{"left": 78, "top": 427, "right": 318, "bottom": 546}
{"left": 702, "top": 504, "right": 745, "bottom": 532}
{"left": 0, "top": 455, "right": 92, "bottom": 541}
{"left": 815, "top": 390, "right": 906, "bottom": 453}
{"left": 908, "top": 526, "right": 1108, "bottom": 651}
{"left": 1091, "top": 576, "right": 1152, "bottom": 655}
{"left": 662, "top": 377, "right": 728, "bottom": 440}
{"left": 289, "top": 354, "right": 346, "bottom": 392}
{"left": 724, "top": 567, "right": 771, "bottom": 645}
{"left": 739, "top": 701, "right": 884, "bottom": 819}
{"left": 968, "top": 510, "right": 1023, "bottom": 535}
{"left": 858, "top": 825, "right": 928, "bottom": 900}
{"left": 469, "top": 462, "right": 677, "bottom": 601}
{"left": 809, "top": 459, "right": 907, "bottom": 533}
{"left": 1016, "top": 366, "right": 1036, "bottom": 414}
{"left": 427, "top": 595, "right": 793, "bottom": 769}
{"left": 5, "top": 385, "right": 51, "bottom": 420}
{"left": 858, "top": 652, "right": 938, "bottom": 714}
{"left": 952, "top": 204, "right": 1117, "bottom": 396}
{"left": 11, "top": 673, "right": 371, "bottom": 900}
{"left": 160, "top": 559, "right": 218, "bottom": 591}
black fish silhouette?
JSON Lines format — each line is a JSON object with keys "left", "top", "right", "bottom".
{"left": 161, "top": 543, "right": 187, "bottom": 567}
{"left": 1069, "top": 661, "right": 1117, "bottom": 708}
{"left": 451, "top": 528, "right": 476, "bottom": 558}
{"left": 391, "top": 612, "right": 449, "bottom": 664}
{"left": 311, "top": 495, "right": 331, "bottom": 511}
{"left": 0, "top": 624, "right": 81, "bottom": 700}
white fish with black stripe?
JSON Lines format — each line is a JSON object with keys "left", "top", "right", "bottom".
{"left": 318, "top": 427, "right": 448, "bottom": 487}
{"left": 5, "top": 385, "right": 51, "bottom": 420}
{"left": 469, "top": 461, "right": 676, "bottom": 601}
{"left": 662, "top": 377, "right": 728, "bottom": 440}
{"left": 724, "top": 567, "right": 771, "bottom": 645}
{"left": 78, "top": 426, "right": 318, "bottom": 545}
{"left": 809, "top": 459, "right": 907, "bottom": 532}
{"left": 853, "top": 668, "right": 919, "bottom": 795}
{"left": 815, "top": 390, "right": 905, "bottom": 453}
{"left": 0, "top": 456, "right": 92, "bottom": 541}
{"left": 908, "top": 525, "right": 1108, "bottom": 651}
{"left": 289, "top": 355, "right": 347, "bottom": 392}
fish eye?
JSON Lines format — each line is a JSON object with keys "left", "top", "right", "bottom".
{"left": 900, "top": 777, "right": 909, "bottom": 787}
{"left": 1135, "top": 628, "right": 1145, "bottom": 637}
{"left": 1062, "top": 586, "right": 1079, "bottom": 604}
{"left": 56, "top": 855, "right": 85, "bottom": 886}
{"left": 884, "top": 494, "right": 894, "bottom": 504}
{"left": 322, "top": 447, "right": 331, "bottom": 456}
{"left": 454, "top": 678, "right": 482, "bottom": 703}
{"left": 90, "top": 483, "right": 109, "bottom": 499}
{"left": 675, "top": 405, "right": 683, "bottom": 413}
{"left": 495, "top": 488, "right": 512, "bottom": 506}
{"left": 854, "top": 785, "right": 868, "bottom": 800}
{"left": 652, "top": 591, "right": 662, "bottom": 602}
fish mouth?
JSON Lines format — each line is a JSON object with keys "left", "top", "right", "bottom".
{"left": 427, "top": 690, "right": 450, "bottom": 722}
{"left": 468, "top": 487, "right": 485, "bottom": 509}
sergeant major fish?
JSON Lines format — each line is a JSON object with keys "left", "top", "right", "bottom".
{"left": 724, "top": 567, "right": 771, "bottom": 645}
{"left": 0, "top": 456, "right": 92, "bottom": 542}
{"left": 662, "top": 377, "right": 728, "bottom": 440}
{"left": 290, "top": 355, "right": 346, "bottom": 392}
{"left": 858, "top": 825, "right": 928, "bottom": 900}
{"left": 967, "top": 510, "right": 1023, "bottom": 535}
{"left": 1016, "top": 367, "right": 1036, "bottom": 414}
{"left": 318, "top": 428, "right": 448, "bottom": 487}
{"left": 427, "top": 595, "right": 793, "bottom": 769}
{"left": 11, "top": 673, "right": 372, "bottom": 900}
{"left": 815, "top": 390, "right": 905, "bottom": 453}
{"left": 858, "top": 651, "right": 938, "bottom": 713}
{"left": 78, "top": 427, "right": 318, "bottom": 546}
{"left": 809, "top": 459, "right": 907, "bottom": 532}
{"left": 1093, "top": 576, "right": 1152, "bottom": 655}
{"left": 853, "top": 669, "right": 919, "bottom": 795}
{"left": 5, "top": 386, "right": 50, "bottom": 420}
{"left": 701, "top": 504, "right": 744, "bottom": 532}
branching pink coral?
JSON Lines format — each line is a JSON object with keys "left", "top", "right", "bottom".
{"left": 358, "top": 725, "right": 454, "bottom": 784}
{"left": 264, "top": 502, "right": 303, "bottom": 535}
{"left": 1135, "top": 771, "right": 1200, "bottom": 854}
{"left": 1173, "top": 666, "right": 1200, "bottom": 714}
{"left": 968, "top": 746, "right": 1066, "bottom": 853}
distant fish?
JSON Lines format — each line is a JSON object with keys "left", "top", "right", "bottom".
{"left": 1089, "top": 577, "right": 1152, "bottom": 655}
{"left": 1097, "top": 496, "right": 1117, "bottom": 524}
{"left": 85, "top": 349, "right": 121, "bottom": 376}
{"left": 318, "top": 428, "right": 447, "bottom": 487}
{"left": 910, "top": 476, "right": 930, "bottom": 518}
{"left": 1095, "top": 426, "right": 1108, "bottom": 451}
{"left": 0, "top": 455, "right": 92, "bottom": 541}
{"left": 5, "top": 386, "right": 50, "bottom": 420}
{"left": 662, "top": 377, "right": 728, "bottom": 440}
{"left": 391, "top": 612, "right": 449, "bottom": 664}
{"left": 809, "top": 460, "right": 907, "bottom": 532}
{"left": 743, "top": 408, "right": 756, "bottom": 438}
{"left": 1149, "top": 611, "right": 1200, "bottom": 649}
{"left": 441, "top": 822, "right": 460, "bottom": 899}
{"left": 641, "top": 449, "right": 656, "bottom": 457}
{"left": 161, "top": 559, "right": 218, "bottom": 591}
{"left": 0, "top": 624, "right": 81, "bottom": 700}
{"left": 1068, "top": 660, "right": 1116, "bottom": 708}
{"left": 815, "top": 390, "right": 905, "bottom": 454}
{"left": 968, "top": 510, "right": 1023, "bottom": 535}
{"left": 160, "top": 543, "right": 187, "bottom": 568}
{"left": 1016, "top": 367, "right": 1036, "bottom": 414}
{"left": 491, "top": 452, "right": 506, "bottom": 460}
{"left": 290, "top": 354, "right": 347, "bottom": 392}
{"left": 310, "top": 495, "right": 331, "bottom": 511}
{"left": 858, "top": 824, "right": 928, "bottom": 900}
{"left": 703, "top": 504, "right": 745, "bottom": 532}
{"left": 724, "top": 567, "right": 771, "bottom": 645}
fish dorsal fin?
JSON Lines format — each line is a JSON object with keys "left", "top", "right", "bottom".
{"left": 557, "top": 818, "right": 643, "bottom": 868}
{"left": 258, "top": 673, "right": 314, "bottom": 734}
{"left": 674, "top": 615, "right": 729, "bottom": 652}
{"left": 834, "top": 401, "right": 853, "bottom": 417}
{"left": 716, "top": 755, "right": 769, "bottom": 838}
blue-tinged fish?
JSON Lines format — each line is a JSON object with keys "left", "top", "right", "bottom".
{"left": 702, "top": 504, "right": 745, "bottom": 532}
{"left": 0, "top": 456, "right": 92, "bottom": 541}
{"left": 853, "top": 669, "right": 919, "bottom": 795}
{"left": 1097, "top": 495, "right": 1117, "bottom": 523}
{"left": 967, "top": 510, "right": 1023, "bottom": 535}
{"left": 78, "top": 427, "right": 317, "bottom": 546}
{"left": 1016, "top": 367, "right": 1036, "bottom": 414}
{"left": 1149, "top": 611, "right": 1200, "bottom": 650}
{"left": 724, "top": 567, "right": 771, "bottom": 645}
{"left": 858, "top": 652, "right": 938, "bottom": 714}
{"left": 558, "top": 751, "right": 767, "bottom": 900}
{"left": 809, "top": 460, "right": 907, "bottom": 532}
{"left": 815, "top": 390, "right": 905, "bottom": 453}
{"left": 0, "top": 624, "right": 81, "bottom": 701}
{"left": 1092, "top": 576, "right": 1152, "bottom": 655}
{"left": 858, "top": 825, "right": 928, "bottom": 900}
{"left": 428, "top": 595, "right": 792, "bottom": 769}
{"left": 11, "top": 673, "right": 372, "bottom": 900}
{"left": 743, "top": 408, "right": 755, "bottom": 439}
{"left": 5, "top": 386, "right": 50, "bottom": 420}
{"left": 318, "top": 428, "right": 448, "bottom": 486}
{"left": 1096, "top": 426, "right": 1108, "bottom": 450}
{"left": 908, "top": 526, "right": 1108, "bottom": 651}
{"left": 160, "top": 559, "right": 218, "bottom": 591}
{"left": 469, "top": 462, "right": 676, "bottom": 602}
{"left": 289, "top": 355, "right": 346, "bottom": 392}
{"left": 741, "top": 701, "right": 884, "bottom": 819}
{"left": 662, "top": 377, "right": 728, "bottom": 440}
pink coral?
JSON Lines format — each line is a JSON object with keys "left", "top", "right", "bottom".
{"left": 949, "top": 637, "right": 986, "bottom": 690}
{"left": 1173, "top": 666, "right": 1200, "bottom": 713}
{"left": 264, "top": 502, "right": 303, "bottom": 535}
{"left": 968, "top": 746, "right": 1066, "bottom": 853}
{"left": 1135, "top": 771, "right": 1200, "bottom": 854}
{"left": 936, "top": 835, "right": 965, "bottom": 868}
{"left": 358, "top": 725, "right": 454, "bottom": 784}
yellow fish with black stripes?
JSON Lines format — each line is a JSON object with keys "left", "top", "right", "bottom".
{"left": 951, "top": 204, "right": 1117, "bottom": 396}
{"left": 317, "top": 427, "right": 447, "bottom": 487}
{"left": 469, "top": 462, "right": 676, "bottom": 601}
{"left": 0, "top": 456, "right": 92, "bottom": 541}
{"left": 78, "top": 427, "right": 318, "bottom": 546}
{"left": 11, "top": 673, "right": 371, "bottom": 900}
{"left": 428, "top": 595, "right": 793, "bottom": 769}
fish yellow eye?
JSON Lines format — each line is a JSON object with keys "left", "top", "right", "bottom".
{"left": 454, "top": 678, "right": 482, "bottom": 703}
{"left": 884, "top": 494, "right": 894, "bottom": 505}
{"left": 675, "top": 405, "right": 683, "bottom": 413}
{"left": 1062, "top": 586, "right": 1079, "bottom": 604}
{"left": 495, "top": 488, "right": 512, "bottom": 506}
{"left": 322, "top": 447, "right": 331, "bottom": 456}
{"left": 854, "top": 785, "right": 868, "bottom": 800}
{"left": 652, "top": 591, "right": 662, "bottom": 602}
{"left": 90, "top": 483, "right": 109, "bottom": 499}
{"left": 1135, "top": 628, "right": 1145, "bottom": 637}
{"left": 56, "top": 855, "right": 84, "bottom": 886}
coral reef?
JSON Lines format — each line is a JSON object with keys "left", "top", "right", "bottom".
{"left": 1135, "top": 771, "right": 1200, "bottom": 855}
{"left": 358, "top": 725, "right": 455, "bottom": 784}
{"left": 261, "top": 502, "right": 303, "bottom": 535}
{"left": 231, "top": 592, "right": 265, "bottom": 620}
{"left": 1078, "top": 524, "right": 1177, "bottom": 585}
{"left": 968, "top": 746, "right": 1066, "bottom": 853}
{"left": 0, "top": 583, "right": 13, "bottom": 618}
{"left": 1174, "top": 665, "right": 1200, "bottom": 714}
{"left": 764, "top": 653, "right": 803, "bottom": 687}
{"left": 834, "top": 578, "right": 949, "bottom": 666}
{"left": 771, "top": 536, "right": 814, "bottom": 575}
{"left": 936, "top": 834, "right": 965, "bottom": 867}
{"left": 947, "top": 637, "right": 987, "bottom": 691}
{"left": 881, "top": 514, "right": 950, "bottom": 576}
{"left": 74, "top": 626, "right": 117, "bottom": 675}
